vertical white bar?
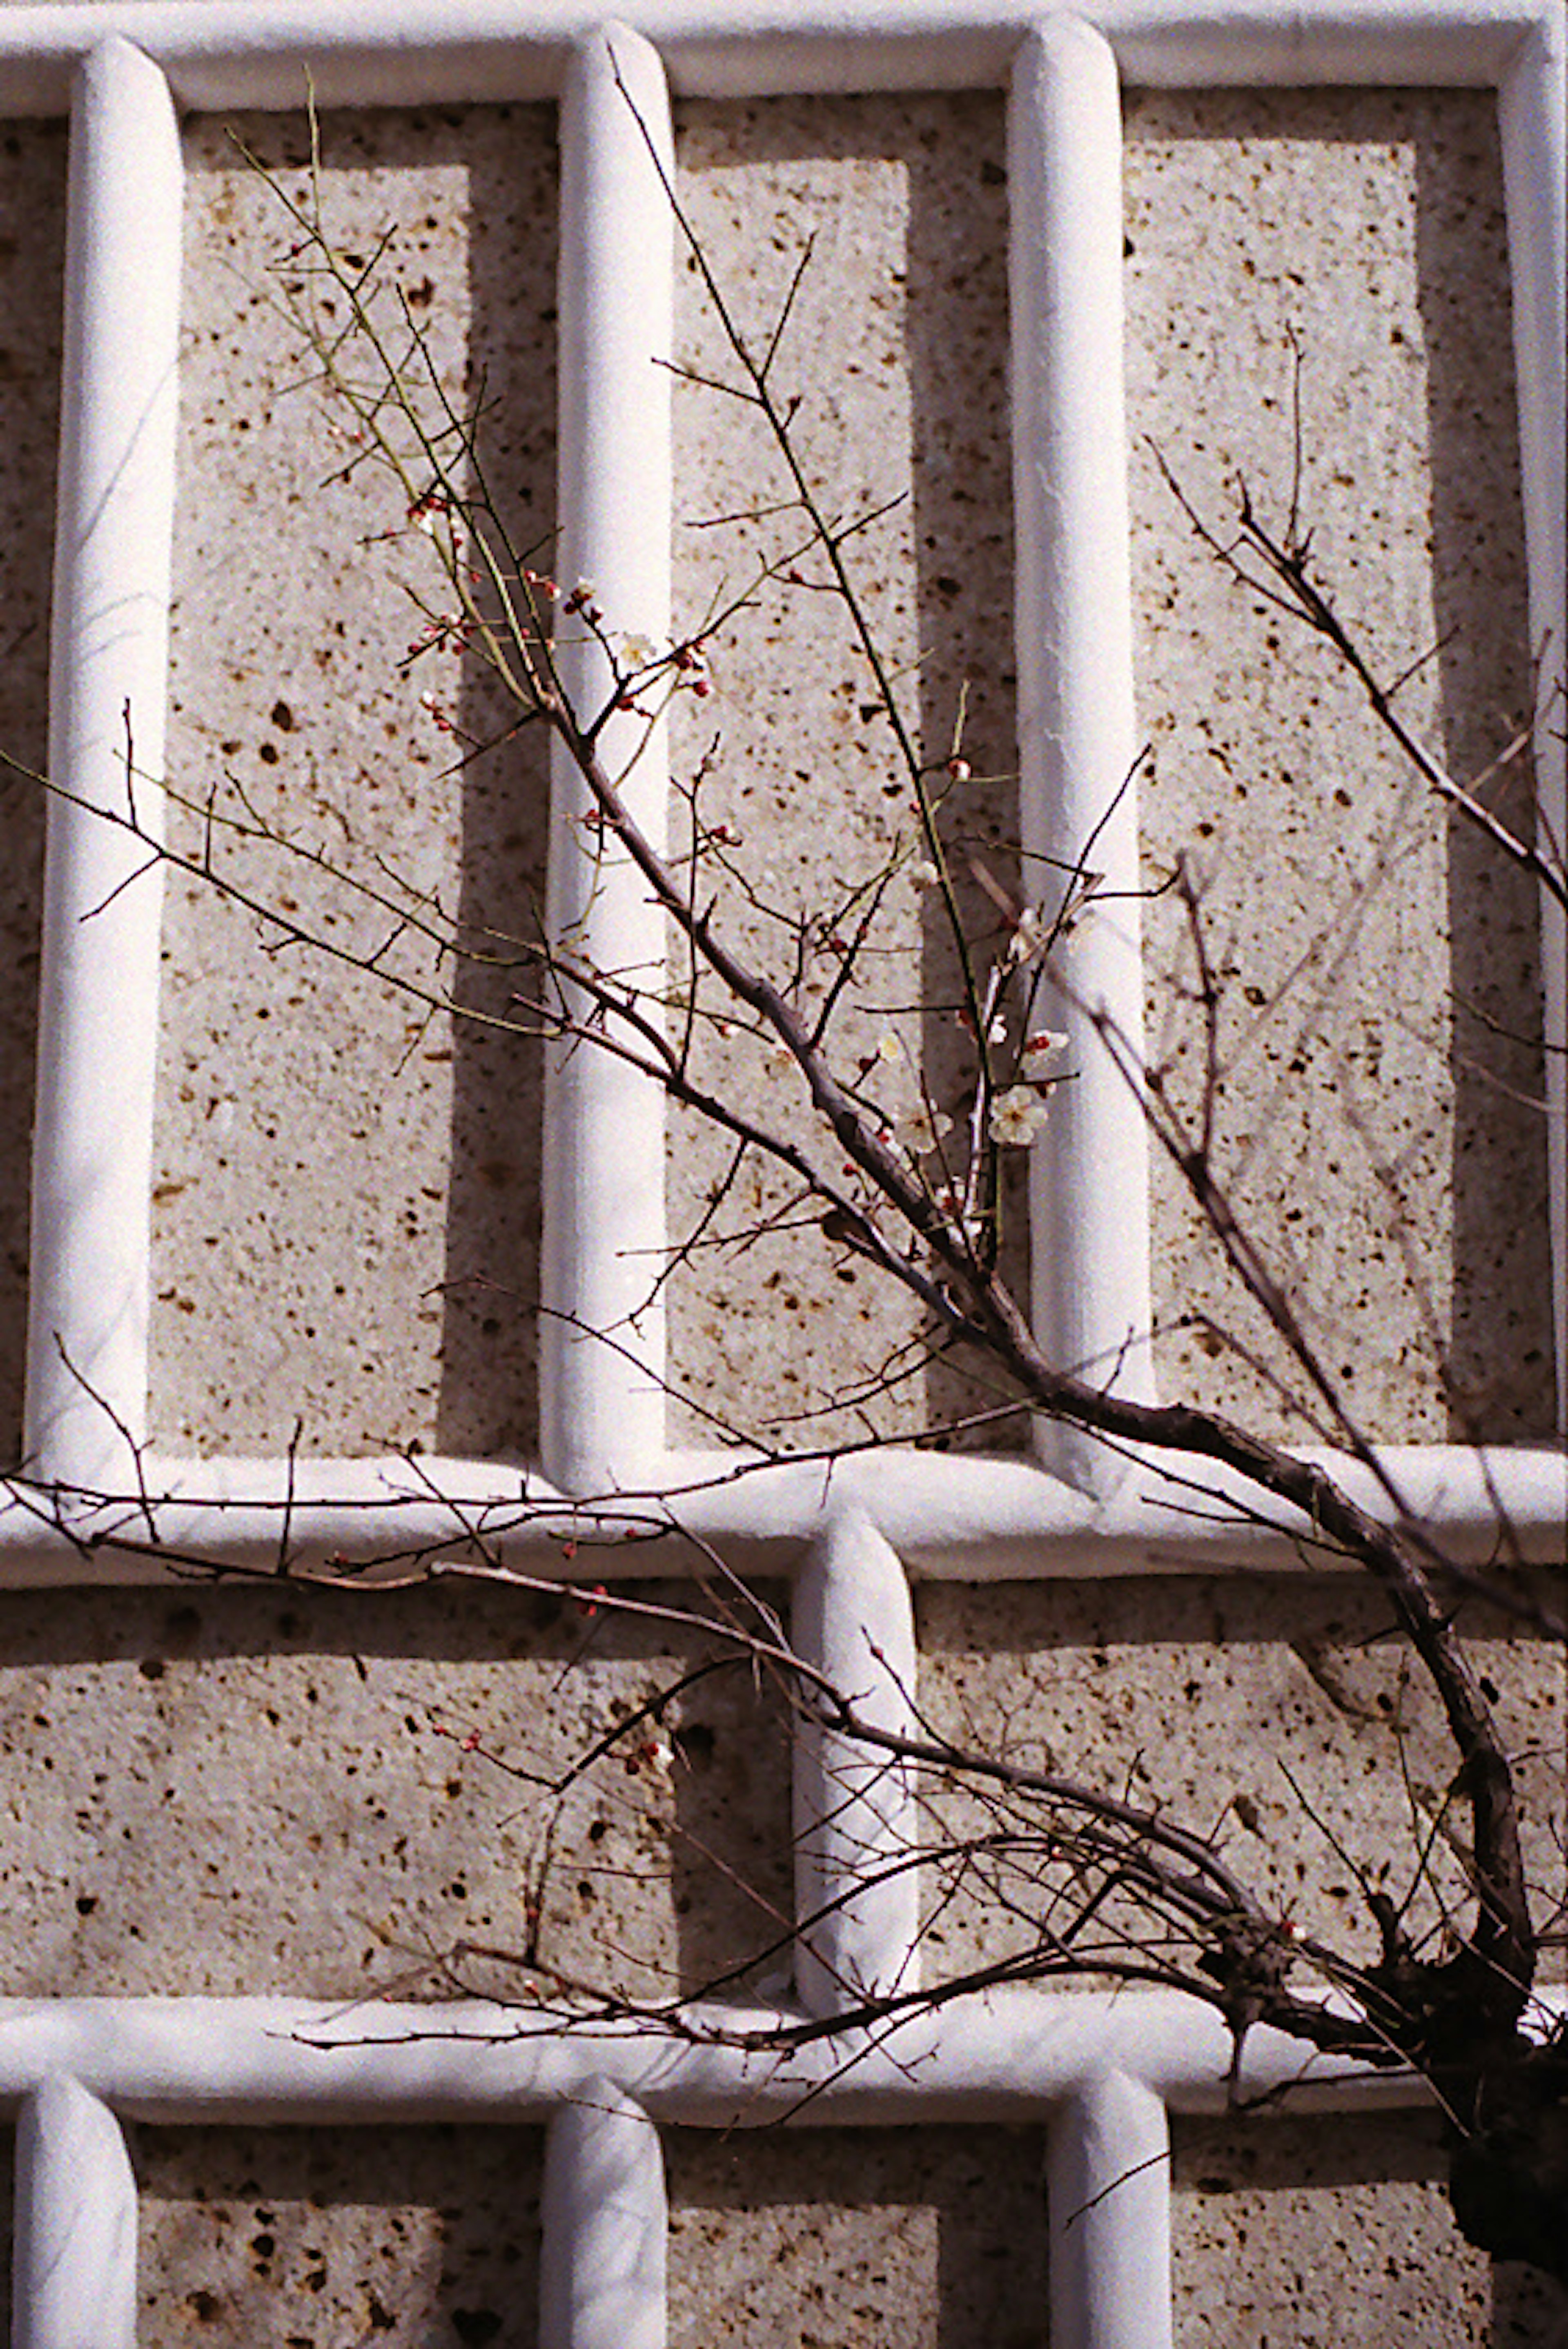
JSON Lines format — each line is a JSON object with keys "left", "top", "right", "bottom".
{"left": 25, "top": 36, "right": 180, "bottom": 1492}
{"left": 792, "top": 1512, "right": 920, "bottom": 2016}
{"left": 1049, "top": 2072, "right": 1172, "bottom": 2349}
{"left": 1009, "top": 20, "right": 1156, "bottom": 1498}
{"left": 540, "top": 2081, "right": 667, "bottom": 2349}
{"left": 541, "top": 24, "right": 674, "bottom": 1492}
{"left": 1499, "top": 20, "right": 1568, "bottom": 1434}
{"left": 13, "top": 2075, "right": 138, "bottom": 2349}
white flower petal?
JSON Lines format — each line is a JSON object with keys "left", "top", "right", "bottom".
{"left": 988, "top": 1085, "right": 1051, "bottom": 1146}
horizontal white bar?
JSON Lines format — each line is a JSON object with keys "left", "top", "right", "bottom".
{"left": 0, "top": 0, "right": 1549, "bottom": 112}
{"left": 13, "top": 2076, "right": 138, "bottom": 2349}
{"left": 0, "top": 1441, "right": 1559, "bottom": 1581}
{"left": 0, "top": 1986, "right": 1517, "bottom": 2124}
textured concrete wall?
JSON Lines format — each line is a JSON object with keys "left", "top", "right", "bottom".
{"left": 1125, "top": 87, "right": 1553, "bottom": 1446}
{"left": 0, "top": 56, "right": 1559, "bottom": 2349}
{"left": 158, "top": 102, "right": 557, "bottom": 1460}
{"left": 668, "top": 90, "right": 1023, "bottom": 1450}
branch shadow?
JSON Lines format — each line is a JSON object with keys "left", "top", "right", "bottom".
{"left": 1119, "top": 86, "right": 1555, "bottom": 1447}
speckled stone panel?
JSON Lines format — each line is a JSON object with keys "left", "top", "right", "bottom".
{"left": 157, "top": 105, "right": 557, "bottom": 1459}
{"left": 1171, "top": 2108, "right": 1567, "bottom": 2345}
{"left": 134, "top": 2121, "right": 541, "bottom": 2346}
{"left": 1124, "top": 89, "right": 1552, "bottom": 1443}
{"left": 0, "top": 1578, "right": 791, "bottom": 2004}
{"left": 666, "top": 94, "right": 1022, "bottom": 1452}
{"left": 665, "top": 2123, "right": 1048, "bottom": 2347}
{"left": 0, "top": 122, "right": 65, "bottom": 1462}
{"left": 914, "top": 1573, "right": 1564, "bottom": 1991}
{"left": 1, "top": 65, "right": 1559, "bottom": 2345}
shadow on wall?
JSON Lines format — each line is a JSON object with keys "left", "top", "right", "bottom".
{"left": 1123, "top": 85, "right": 1553, "bottom": 1446}
{"left": 664, "top": 86, "right": 1552, "bottom": 1458}
{"left": 0, "top": 105, "right": 562, "bottom": 1470}
{"left": 1, "top": 91, "right": 1555, "bottom": 1469}
{"left": 0, "top": 124, "right": 66, "bottom": 1465}
{"left": 437, "top": 104, "right": 558, "bottom": 1464}
{"left": 665, "top": 91, "right": 1025, "bottom": 1456}
{"left": 902, "top": 94, "right": 1031, "bottom": 1453}
{"left": 664, "top": 2120, "right": 1049, "bottom": 2349}
{"left": 913, "top": 1567, "right": 1564, "bottom": 1995}
{"left": 132, "top": 2120, "right": 542, "bottom": 2343}
{"left": 0, "top": 1574, "right": 791, "bottom": 2009}
{"left": 159, "top": 104, "right": 555, "bottom": 1461}
{"left": 1172, "top": 2104, "right": 1568, "bottom": 2346}
{"left": 1415, "top": 110, "right": 1557, "bottom": 1440}
{"left": 904, "top": 85, "right": 1556, "bottom": 1450}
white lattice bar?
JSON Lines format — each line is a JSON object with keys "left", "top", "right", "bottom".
{"left": 23, "top": 36, "right": 180, "bottom": 1495}
{"left": 0, "top": 1988, "right": 1471, "bottom": 2121}
{"left": 541, "top": 2079, "right": 668, "bottom": 2349}
{"left": 0, "top": 1988, "right": 1532, "bottom": 2341}
{"left": 0, "top": 13, "right": 1556, "bottom": 2333}
{"left": 541, "top": 22, "right": 675, "bottom": 1494}
{"left": 792, "top": 1512, "right": 920, "bottom": 2015}
{"left": 0, "top": 6, "right": 1546, "bottom": 1566}
{"left": 13, "top": 2075, "right": 138, "bottom": 2349}
{"left": 1011, "top": 18, "right": 1156, "bottom": 1499}
{"left": 0, "top": 1438, "right": 1561, "bottom": 1580}
{"left": 1498, "top": 9, "right": 1567, "bottom": 1435}
{"left": 1049, "top": 2071, "right": 1172, "bottom": 2349}
{"left": 0, "top": 1, "right": 1551, "bottom": 116}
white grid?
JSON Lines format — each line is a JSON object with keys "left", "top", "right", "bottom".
{"left": 0, "top": 3, "right": 1562, "bottom": 2343}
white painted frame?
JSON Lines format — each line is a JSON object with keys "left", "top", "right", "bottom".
{"left": 6, "top": 1982, "right": 1566, "bottom": 2348}
{"left": 0, "top": 0, "right": 1559, "bottom": 1581}
{"left": 0, "top": 4, "right": 1561, "bottom": 2344}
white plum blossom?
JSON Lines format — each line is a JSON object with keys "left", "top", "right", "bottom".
{"left": 989, "top": 1085, "right": 1052, "bottom": 1147}
{"left": 1006, "top": 906, "right": 1049, "bottom": 967}
{"left": 620, "top": 631, "right": 661, "bottom": 669}
{"left": 908, "top": 857, "right": 941, "bottom": 889}
{"left": 1020, "top": 1030, "right": 1071, "bottom": 1082}
{"left": 406, "top": 488, "right": 451, "bottom": 535}
{"left": 932, "top": 1183, "right": 987, "bottom": 1249}
{"left": 885, "top": 1101, "right": 954, "bottom": 1157}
